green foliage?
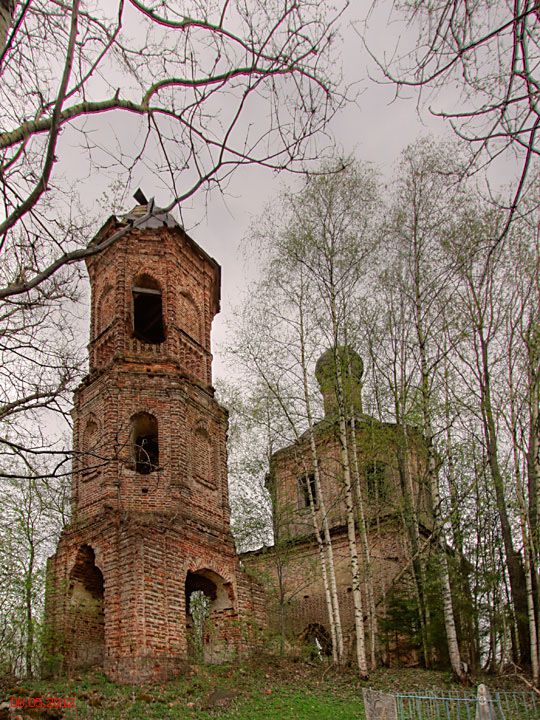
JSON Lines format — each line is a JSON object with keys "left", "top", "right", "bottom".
{"left": 188, "top": 591, "right": 211, "bottom": 662}
{"left": 379, "top": 557, "right": 452, "bottom": 669}
{"left": 380, "top": 584, "right": 422, "bottom": 650}
{"left": 6, "top": 657, "right": 530, "bottom": 719}
{"left": 423, "top": 556, "right": 451, "bottom": 668}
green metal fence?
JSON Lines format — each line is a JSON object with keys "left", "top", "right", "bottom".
{"left": 396, "top": 690, "right": 538, "bottom": 720}
{"left": 363, "top": 687, "right": 539, "bottom": 720}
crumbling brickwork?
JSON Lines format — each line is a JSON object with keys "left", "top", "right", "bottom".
{"left": 45, "top": 205, "right": 264, "bottom": 684}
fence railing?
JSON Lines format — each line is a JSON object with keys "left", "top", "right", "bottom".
{"left": 363, "top": 686, "right": 539, "bottom": 720}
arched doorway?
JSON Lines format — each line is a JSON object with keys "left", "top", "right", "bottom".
{"left": 299, "top": 623, "right": 332, "bottom": 660}
{"left": 185, "top": 569, "right": 236, "bottom": 662}
{"left": 67, "top": 545, "right": 105, "bottom": 670}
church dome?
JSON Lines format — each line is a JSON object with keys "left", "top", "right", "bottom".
{"left": 315, "top": 346, "right": 364, "bottom": 416}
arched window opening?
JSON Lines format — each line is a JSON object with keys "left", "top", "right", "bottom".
{"left": 131, "top": 412, "right": 159, "bottom": 474}
{"left": 68, "top": 545, "right": 104, "bottom": 670}
{"left": 298, "top": 472, "right": 318, "bottom": 509}
{"left": 132, "top": 275, "right": 165, "bottom": 344}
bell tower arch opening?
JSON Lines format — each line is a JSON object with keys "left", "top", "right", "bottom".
{"left": 67, "top": 545, "right": 105, "bottom": 670}
{"left": 132, "top": 274, "right": 165, "bottom": 344}
{"left": 185, "top": 569, "right": 235, "bottom": 662}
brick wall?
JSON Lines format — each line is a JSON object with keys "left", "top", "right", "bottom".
{"left": 242, "top": 521, "right": 420, "bottom": 664}
{"left": 271, "top": 420, "right": 431, "bottom": 540}
{"left": 87, "top": 224, "right": 218, "bottom": 388}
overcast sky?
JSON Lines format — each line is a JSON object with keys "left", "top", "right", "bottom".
{"left": 68, "top": 1, "right": 517, "bottom": 383}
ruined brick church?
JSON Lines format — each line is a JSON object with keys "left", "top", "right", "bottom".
{"left": 45, "top": 202, "right": 264, "bottom": 684}
{"left": 242, "top": 349, "right": 432, "bottom": 664}
{"left": 46, "top": 200, "right": 432, "bottom": 683}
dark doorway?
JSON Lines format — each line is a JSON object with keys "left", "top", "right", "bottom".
{"left": 184, "top": 569, "right": 235, "bottom": 662}
{"left": 300, "top": 623, "right": 332, "bottom": 659}
{"left": 68, "top": 545, "right": 105, "bottom": 670}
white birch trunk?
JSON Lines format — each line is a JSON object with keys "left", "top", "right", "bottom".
{"left": 349, "top": 410, "right": 378, "bottom": 669}
{"left": 411, "top": 227, "right": 465, "bottom": 681}
{"left": 251, "top": 356, "right": 340, "bottom": 662}
{"left": 297, "top": 272, "right": 344, "bottom": 662}
{"left": 332, "top": 344, "right": 369, "bottom": 678}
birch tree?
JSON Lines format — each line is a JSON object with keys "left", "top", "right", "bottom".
{"left": 383, "top": 140, "right": 468, "bottom": 680}
{"left": 228, "top": 267, "right": 346, "bottom": 663}
{"left": 242, "top": 162, "right": 380, "bottom": 676}
{"left": 230, "top": 144, "right": 539, "bottom": 676}
{"left": 443, "top": 206, "right": 531, "bottom": 667}
{"left": 363, "top": 270, "right": 435, "bottom": 667}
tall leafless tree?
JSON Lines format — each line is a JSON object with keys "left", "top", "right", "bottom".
{"left": 361, "top": 0, "right": 539, "bottom": 238}
{"left": 0, "top": 0, "right": 348, "bottom": 480}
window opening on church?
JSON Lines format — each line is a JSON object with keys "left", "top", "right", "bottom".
{"left": 131, "top": 412, "right": 159, "bottom": 474}
{"left": 132, "top": 277, "right": 165, "bottom": 344}
{"left": 366, "top": 461, "right": 388, "bottom": 503}
{"left": 298, "top": 472, "right": 318, "bottom": 509}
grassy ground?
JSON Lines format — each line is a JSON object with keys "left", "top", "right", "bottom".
{"left": 0, "top": 657, "right": 532, "bottom": 720}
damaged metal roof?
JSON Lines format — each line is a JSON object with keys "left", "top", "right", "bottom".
{"left": 119, "top": 204, "right": 179, "bottom": 229}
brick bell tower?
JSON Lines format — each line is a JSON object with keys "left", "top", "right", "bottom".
{"left": 45, "top": 199, "right": 260, "bottom": 683}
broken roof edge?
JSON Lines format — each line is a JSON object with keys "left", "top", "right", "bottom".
{"left": 87, "top": 206, "right": 222, "bottom": 314}
{"left": 239, "top": 515, "right": 432, "bottom": 558}
{"left": 269, "top": 412, "right": 424, "bottom": 463}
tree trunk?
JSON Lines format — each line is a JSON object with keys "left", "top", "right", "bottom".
{"left": 526, "top": 318, "right": 540, "bottom": 668}
{"left": 508, "top": 326, "right": 539, "bottom": 683}
{"left": 349, "top": 410, "right": 378, "bottom": 669}
{"left": 395, "top": 421, "right": 431, "bottom": 667}
{"left": 338, "top": 410, "right": 369, "bottom": 678}
{"left": 297, "top": 281, "right": 344, "bottom": 662}
{"left": 0, "top": 0, "right": 14, "bottom": 51}
{"left": 444, "top": 411, "right": 479, "bottom": 670}
{"left": 25, "top": 541, "right": 35, "bottom": 678}
{"left": 408, "top": 206, "right": 466, "bottom": 681}
{"left": 417, "top": 357, "right": 465, "bottom": 679}
{"left": 479, "top": 331, "right": 530, "bottom": 666}
{"left": 328, "top": 295, "right": 369, "bottom": 677}
{"left": 305, "top": 458, "right": 342, "bottom": 663}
